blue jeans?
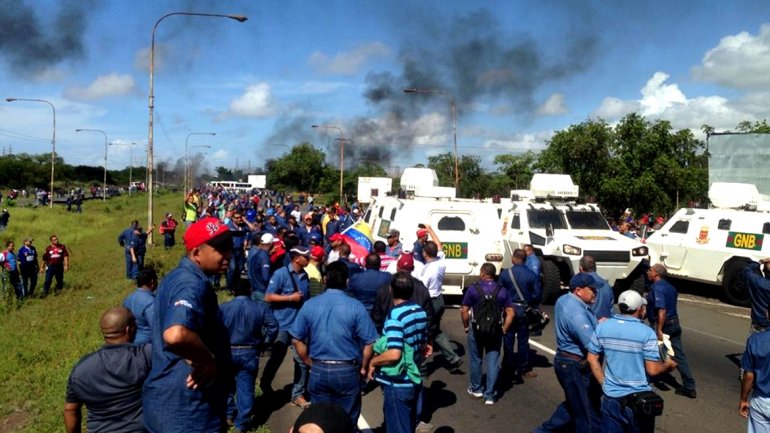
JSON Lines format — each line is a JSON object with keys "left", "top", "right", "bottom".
{"left": 534, "top": 354, "right": 601, "bottom": 433}
{"left": 600, "top": 395, "right": 654, "bottom": 433}
{"left": 227, "top": 250, "right": 246, "bottom": 292}
{"left": 750, "top": 395, "right": 770, "bottom": 433}
{"left": 662, "top": 319, "right": 696, "bottom": 392}
{"left": 467, "top": 329, "right": 502, "bottom": 400}
{"left": 260, "top": 331, "right": 308, "bottom": 400}
{"left": 21, "top": 267, "right": 37, "bottom": 297}
{"left": 124, "top": 249, "right": 133, "bottom": 278}
{"left": 43, "top": 264, "right": 64, "bottom": 295}
{"left": 227, "top": 348, "right": 260, "bottom": 430}
{"left": 309, "top": 363, "right": 362, "bottom": 427}
{"left": 503, "top": 305, "right": 530, "bottom": 374}
{"left": 382, "top": 383, "right": 419, "bottom": 433}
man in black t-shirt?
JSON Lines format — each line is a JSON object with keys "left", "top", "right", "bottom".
{"left": 64, "top": 307, "right": 152, "bottom": 433}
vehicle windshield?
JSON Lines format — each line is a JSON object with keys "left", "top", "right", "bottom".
{"left": 565, "top": 210, "right": 611, "bottom": 230}
{"left": 527, "top": 209, "right": 567, "bottom": 229}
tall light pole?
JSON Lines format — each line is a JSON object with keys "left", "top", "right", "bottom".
{"left": 185, "top": 132, "right": 216, "bottom": 195}
{"left": 6, "top": 97, "right": 56, "bottom": 207}
{"left": 109, "top": 142, "right": 135, "bottom": 194}
{"left": 147, "top": 12, "right": 247, "bottom": 244}
{"left": 403, "top": 88, "right": 459, "bottom": 190}
{"left": 75, "top": 128, "right": 108, "bottom": 201}
{"left": 188, "top": 144, "right": 212, "bottom": 190}
{"left": 312, "top": 124, "right": 349, "bottom": 204}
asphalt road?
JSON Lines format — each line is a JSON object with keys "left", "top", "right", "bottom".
{"left": 263, "top": 287, "right": 751, "bottom": 433}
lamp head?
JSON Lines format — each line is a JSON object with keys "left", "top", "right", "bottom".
{"left": 75, "top": 129, "right": 83, "bottom": 132}
{"left": 229, "top": 15, "right": 248, "bottom": 22}
{"left": 402, "top": 88, "right": 418, "bottom": 94}
{"left": 5, "top": 98, "right": 17, "bottom": 102}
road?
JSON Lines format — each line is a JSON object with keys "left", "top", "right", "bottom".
{"left": 264, "top": 288, "right": 751, "bottom": 433}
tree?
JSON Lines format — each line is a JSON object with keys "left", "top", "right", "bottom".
{"left": 494, "top": 151, "right": 537, "bottom": 190}
{"left": 215, "top": 166, "right": 234, "bottom": 180}
{"left": 428, "top": 153, "right": 490, "bottom": 198}
{"left": 266, "top": 142, "right": 329, "bottom": 192}
{"left": 736, "top": 119, "right": 770, "bottom": 133}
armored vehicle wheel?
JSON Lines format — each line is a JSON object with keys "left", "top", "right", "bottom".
{"left": 722, "top": 258, "right": 751, "bottom": 307}
{"left": 541, "top": 260, "right": 562, "bottom": 304}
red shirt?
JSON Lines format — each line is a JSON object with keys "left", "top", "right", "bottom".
{"left": 43, "top": 243, "right": 69, "bottom": 266}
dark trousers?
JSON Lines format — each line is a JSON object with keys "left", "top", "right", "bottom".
{"left": 123, "top": 250, "right": 133, "bottom": 279}
{"left": 309, "top": 363, "right": 362, "bottom": 428}
{"left": 535, "top": 354, "right": 601, "bottom": 433}
{"left": 43, "top": 264, "right": 64, "bottom": 295}
{"left": 227, "top": 250, "right": 246, "bottom": 292}
{"left": 431, "top": 296, "right": 460, "bottom": 365}
{"left": 503, "top": 305, "right": 530, "bottom": 374}
{"left": 600, "top": 395, "right": 655, "bottom": 433}
{"left": 21, "top": 267, "right": 37, "bottom": 297}
{"left": 382, "top": 383, "right": 419, "bottom": 433}
{"left": 7, "top": 269, "right": 23, "bottom": 298}
{"left": 661, "top": 318, "right": 696, "bottom": 392}
{"left": 164, "top": 231, "right": 175, "bottom": 249}
{"left": 260, "top": 331, "right": 308, "bottom": 401}
{"left": 227, "top": 348, "right": 260, "bottom": 431}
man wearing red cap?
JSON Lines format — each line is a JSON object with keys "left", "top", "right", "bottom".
{"left": 143, "top": 217, "right": 234, "bottom": 433}
{"left": 413, "top": 227, "right": 429, "bottom": 264}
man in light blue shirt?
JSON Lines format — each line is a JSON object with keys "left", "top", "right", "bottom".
{"left": 122, "top": 268, "right": 157, "bottom": 345}
{"left": 587, "top": 290, "right": 677, "bottom": 433}
{"left": 579, "top": 256, "right": 614, "bottom": 321}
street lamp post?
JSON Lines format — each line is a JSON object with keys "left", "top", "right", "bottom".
{"left": 6, "top": 97, "right": 56, "bottom": 207}
{"left": 185, "top": 132, "right": 216, "bottom": 195}
{"left": 109, "top": 142, "right": 135, "bottom": 194}
{"left": 312, "top": 124, "right": 348, "bottom": 204}
{"left": 147, "top": 12, "right": 247, "bottom": 244}
{"left": 75, "top": 128, "right": 108, "bottom": 201}
{"left": 403, "top": 88, "right": 459, "bottom": 190}
{"left": 187, "top": 144, "right": 212, "bottom": 190}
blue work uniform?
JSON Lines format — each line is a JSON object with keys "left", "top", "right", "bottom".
{"left": 290, "top": 288, "right": 378, "bottom": 427}
{"left": 535, "top": 292, "right": 600, "bottom": 433}
{"left": 18, "top": 244, "right": 39, "bottom": 297}
{"left": 499, "top": 264, "right": 539, "bottom": 374}
{"left": 220, "top": 296, "right": 278, "bottom": 431}
{"left": 588, "top": 315, "right": 660, "bottom": 433}
{"left": 122, "top": 287, "right": 155, "bottom": 345}
{"left": 742, "top": 330, "right": 770, "bottom": 432}
{"left": 227, "top": 221, "right": 250, "bottom": 292}
{"left": 118, "top": 227, "right": 135, "bottom": 279}
{"left": 744, "top": 262, "right": 770, "bottom": 331}
{"left": 142, "top": 257, "right": 232, "bottom": 433}
{"left": 247, "top": 248, "right": 271, "bottom": 301}
{"left": 588, "top": 272, "right": 614, "bottom": 320}
{"left": 349, "top": 268, "right": 392, "bottom": 313}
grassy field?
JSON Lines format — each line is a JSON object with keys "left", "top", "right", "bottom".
{"left": 0, "top": 192, "right": 270, "bottom": 433}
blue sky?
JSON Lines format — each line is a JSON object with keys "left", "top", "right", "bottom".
{"left": 1, "top": 0, "right": 770, "bottom": 178}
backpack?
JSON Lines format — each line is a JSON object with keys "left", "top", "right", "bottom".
{"left": 471, "top": 282, "right": 503, "bottom": 341}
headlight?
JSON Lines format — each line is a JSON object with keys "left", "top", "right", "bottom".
{"left": 485, "top": 253, "right": 504, "bottom": 261}
{"left": 563, "top": 244, "right": 582, "bottom": 255}
{"left": 632, "top": 246, "right": 649, "bottom": 256}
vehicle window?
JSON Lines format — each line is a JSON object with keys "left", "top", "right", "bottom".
{"left": 763, "top": 223, "right": 770, "bottom": 234}
{"left": 717, "top": 219, "right": 731, "bottom": 230}
{"left": 511, "top": 214, "right": 521, "bottom": 229}
{"left": 565, "top": 211, "right": 610, "bottom": 229}
{"left": 363, "top": 208, "right": 371, "bottom": 224}
{"left": 497, "top": 208, "right": 502, "bottom": 218}
{"left": 390, "top": 208, "right": 397, "bottom": 221}
{"left": 378, "top": 206, "right": 384, "bottom": 218}
{"left": 527, "top": 209, "right": 567, "bottom": 229}
{"left": 437, "top": 216, "right": 466, "bottom": 231}
{"left": 377, "top": 220, "right": 391, "bottom": 238}
{"left": 669, "top": 220, "right": 689, "bottom": 234}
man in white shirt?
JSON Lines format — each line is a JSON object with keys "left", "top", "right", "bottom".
{"left": 417, "top": 224, "right": 463, "bottom": 372}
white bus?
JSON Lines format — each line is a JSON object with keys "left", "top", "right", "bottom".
{"left": 207, "top": 180, "right": 254, "bottom": 190}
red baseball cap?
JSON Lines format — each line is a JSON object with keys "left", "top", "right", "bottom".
{"left": 329, "top": 233, "right": 344, "bottom": 242}
{"left": 396, "top": 253, "right": 415, "bottom": 271}
{"left": 416, "top": 229, "right": 428, "bottom": 239}
{"left": 310, "top": 245, "right": 325, "bottom": 261}
{"left": 183, "top": 217, "right": 232, "bottom": 251}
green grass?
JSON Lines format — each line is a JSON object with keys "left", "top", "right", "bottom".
{"left": 0, "top": 193, "right": 270, "bottom": 433}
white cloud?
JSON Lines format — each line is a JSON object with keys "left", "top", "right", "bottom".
{"left": 639, "top": 72, "right": 686, "bottom": 116}
{"left": 593, "top": 97, "right": 640, "bottom": 119}
{"left": 537, "top": 93, "right": 568, "bottom": 116}
{"left": 692, "top": 24, "right": 770, "bottom": 89}
{"left": 63, "top": 73, "right": 135, "bottom": 101}
{"left": 227, "top": 83, "right": 275, "bottom": 118}
{"left": 308, "top": 42, "right": 390, "bottom": 75}
{"left": 412, "top": 112, "right": 448, "bottom": 146}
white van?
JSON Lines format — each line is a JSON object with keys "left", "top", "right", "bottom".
{"left": 645, "top": 183, "right": 770, "bottom": 306}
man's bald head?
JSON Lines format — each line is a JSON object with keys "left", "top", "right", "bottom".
{"left": 100, "top": 307, "right": 136, "bottom": 343}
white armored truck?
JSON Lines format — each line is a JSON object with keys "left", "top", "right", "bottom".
{"left": 502, "top": 174, "right": 649, "bottom": 303}
{"left": 645, "top": 182, "right": 770, "bottom": 306}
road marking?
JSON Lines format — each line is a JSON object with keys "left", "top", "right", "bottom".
{"left": 529, "top": 339, "right": 557, "bottom": 356}
{"left": 725, "top": 312, "right": 751, "bottom": 320}
{"left": 683, "top": 326, "right": 747, "bottom": 347}
{"left": 679, "top": 296, "right": 749, "bottom": 311}
{"left": 358, "top": 414, "right": 373, "bottom": 433}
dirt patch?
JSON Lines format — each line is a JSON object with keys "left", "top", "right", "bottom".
{"left": 0, "top": 411, "right": 29, "bottom": 433}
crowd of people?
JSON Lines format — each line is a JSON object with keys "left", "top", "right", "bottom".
{"left": 55, "top": 185, "right": 770, "bottom": 433}
{"left": 1, "top": 233, "right": 70, "bottom": 300}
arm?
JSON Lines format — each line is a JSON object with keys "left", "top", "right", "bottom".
{"left": 163, "top": 325, "right": 217, "bottom": 390}
{"left": 424, "top": 224, "right": 441, "bottom": 251}
{"left": 63, "top": 250, "right": 70, "bottom": 271}
{"left": 644, "top": 358, "right": 677, "bottom": 377}
{"left": 502, "top": 306, "right": 514, "bottom": 334}
{"left": 587, "top": 352, "right": 604, "bottom": 385}
{"left": 741, "top": 371, "right": 755, "bottom": 419}
{"left": 368, "top": 348, "right": 402, "bottom": 380}
{"left": 656, "top": 308, "right": 666, "bottom": 341}
{"left": 63, "top": 402, "right": 82, "bottom": 433}
{"left": 360, "top": 344, "right": 373, "bottom": 378}
{"left": 461, "top": 305, "right": 471, "bottom": 334}
{"left": 292, "top": 339, "right": 312, "bottom": 367}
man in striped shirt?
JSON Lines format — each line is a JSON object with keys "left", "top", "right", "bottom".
{"left": 369, "top": 271, "right": 431, "bottom": 433}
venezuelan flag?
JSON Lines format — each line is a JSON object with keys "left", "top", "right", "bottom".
{"left": 341, "top": 220, "right": 374, "bottom": 260}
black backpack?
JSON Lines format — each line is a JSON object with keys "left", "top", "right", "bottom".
{"left": 471, "top": 282, "right": 503, "bottom": 341}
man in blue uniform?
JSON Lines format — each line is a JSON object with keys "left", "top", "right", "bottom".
{"left": 535, "top": 273, "right": 601, "bottom": 433}
{"left": 248, "top": 233, "right": 274, "bottom": 302}
{"left": 122, "top": 267, "right": 158, "bottom": 345}
{"left": 579, "top": 256, "right": 614, "bottom": 321}
{"left": 523, "top": 244, "right": 541, "bottom": 279}
{"left": 499, "top": 249, "right": 541, "bottom": 380}
{"left": 291, "top": 261, "right": 378, "bottom": 426}
{"left": 461, "top": 263, "right": 514, "bottom": 405}
{"left": 18, "top": 237, "right": 39, "bottom": 297}
{"left": 740, "top": 312, "right": 770, "bottom": 431}
{"left": 118, "top": 220, "right": 138, "bottom": 279}
{"left": 142, "top": 217, "right": 234, "bottom": 433}
{"left": 220, "top": 284, "right": 278, "bottom": 432}
{"left": 64, "top": 307, "right": 152, "bottom": 433}
{"left": 587, "top": 290, "right": 677, "bottom": 432}
{"left": 227, "top": 211, "right": 252, "bottom": 293}
{"left": 646, "top": 263, "right": 697, "bottom": 399}
{"left": 349, "top": 253, "right": 391, "bottom": 313}
{"left": 744, "top": 259, "right": 770, "bottom": 334}
{"left": 261, "top": 246, "right": 311, "bottom": 408}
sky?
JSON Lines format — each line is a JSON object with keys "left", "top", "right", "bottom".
{"left": 1, "top": 0, "right": 770, "bottom": 178}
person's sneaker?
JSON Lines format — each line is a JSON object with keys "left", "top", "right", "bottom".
{"left": 675, "top": 388, "right": 697, "bottom": 399}
{"left": 291, "top": 396, "right": 311, "bottom": 408}
{"left": 415, "top": 421, "right": 434, "bottom": 433}
{"left": 484, "top": 398, "right": 495, "bottom": 405}
{"left": 449, "top": 359, "right": 464, "bottom": 373}
{"left": 466, "top": 387, "right": 483, "bottom": 398}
